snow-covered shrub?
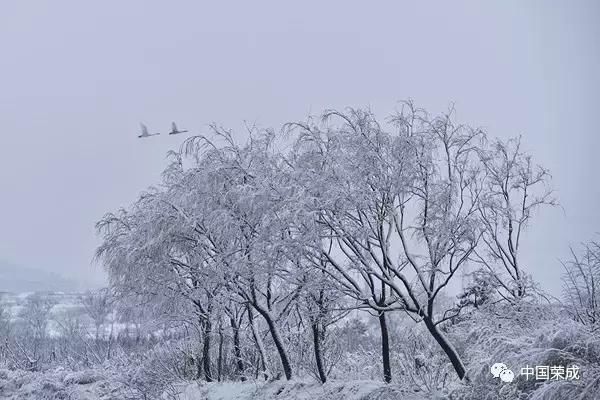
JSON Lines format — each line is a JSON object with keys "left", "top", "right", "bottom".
{"left": 325, "top": 318, "right": 382, "bottom": 381}
{"left": 63, "top": 369, "right": 103, "bottom": 385}
{"left": 393, "top": 325, "right": 452, "bottom": 394}
{"left": 562, "top": 240, "right": 600, "bottom": 330}
{"left": 113, "top": 341, "right": 195, "bottom": 400}
{"left": 446, "top": 300, "right": 600, "bottom": 399}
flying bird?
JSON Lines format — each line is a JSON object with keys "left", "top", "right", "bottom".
{"left": 138, "top": 123, "right": 160, "bottom": 138}
{"left": 168, "top": 122, "right": 188, "bottom": 135}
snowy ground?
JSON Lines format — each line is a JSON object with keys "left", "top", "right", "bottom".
{"left": 0, "top": 368, "right": 124, "bottom": 400}
{"left": 0, "top": 368, "right": 428, "bottom": 400}
{"left": 1, "top": 302, "right": 598, "bottom": 399}
{"left": 175, "top": 380, "right": 430, "bottom": 400}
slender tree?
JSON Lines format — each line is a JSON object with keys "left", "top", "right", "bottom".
{"left": 562, "top": 239, "right": 600, "bottom": 329}
{"left": 474, "top": 136, "right": 555, "bottom": 300}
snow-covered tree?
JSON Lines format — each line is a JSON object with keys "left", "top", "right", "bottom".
{"left": 81, "top": 288, "right": 112, "bottom": 341}
{"left": 562, "top": 239, "right": 600, "bottom": 329}
{"left": 456, "top": 268, "right": 496, "bottom": 310}
{"left": 474, "top": 136, "right": 555, "bottom": 300}
{"left": 95, "top": 188, "right": 221, "bottom": 381}
{"left": 179, "top": 127, "right": 303, "bottom": 381}
{"left": 285, "top": 103, "right": 486, "bottom": 380}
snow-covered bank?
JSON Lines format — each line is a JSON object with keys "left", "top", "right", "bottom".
{"left": 0, "top": 368, "right": 429, "bottom": 400}
{"left": 0, "top": 367, "right": 127, "bottom": 400}
{"left": 176, "top": 380, "right": 428, "bottom": 400}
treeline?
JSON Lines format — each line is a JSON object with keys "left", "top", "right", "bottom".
{"left": 0, "top": 289, "right": 168, "bottom": 372}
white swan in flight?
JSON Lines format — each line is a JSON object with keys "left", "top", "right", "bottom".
{"left": 168, "top": 122, "right": 188, "bottom": 135}
{"left": 138, "top": 123, "right": 160, "bottom": 138}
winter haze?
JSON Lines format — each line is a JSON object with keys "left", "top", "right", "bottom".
{"left": 1, "top": 1, "right": 598, "bottom": 293}
{"left": 0, "top": 1, "right": 599, "bottom": 399}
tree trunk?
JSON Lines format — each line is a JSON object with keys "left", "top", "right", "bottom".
{"left": 247, "top": 305, "right": 268, "bottom": 380}
{"left": 202, "top": 318, "right": 213, "bottom": 382}
{"left": 106, "top": 322, "right": 114, "bottom": 361}
{"left": 423, "top": 316, "right": 466, "bottom": 380}
{"left": 311, "top": 321, "right": 327, "bottom": 384}
{"left": 230, "top": 316, "right": 246, "bottom": 381}
{"left": 217, "top": 324, "right": 224, "bottom": 382}
{"left": 378, "top": 311, "right": 392, "bottom": 383}
{"left": 254, "top": 306, "right": 293, "bottom": 380}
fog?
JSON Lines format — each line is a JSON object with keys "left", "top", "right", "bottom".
{"left": 0, "top": 1, "right": 598, "bottom": 294}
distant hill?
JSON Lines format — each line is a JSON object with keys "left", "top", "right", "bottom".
{"left": 0, "top": 261, "right": 83, "bottom": 293}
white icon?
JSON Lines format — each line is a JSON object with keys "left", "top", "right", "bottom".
{"left": 500, "top": 369, "right": 515, "bottom": 383}
{"left": 491, "top": 362, "right": 514, "bottom": 383}
{"left": 491, "top": 363, "right": 507, "bottom": 378}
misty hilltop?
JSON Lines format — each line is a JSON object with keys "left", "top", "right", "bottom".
{"left": 0, "top": 261, "right": 83, "bottom": 293}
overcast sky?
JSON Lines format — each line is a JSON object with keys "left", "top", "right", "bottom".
{"left": 0, "top": 1, "right": 598, "bottom": 295}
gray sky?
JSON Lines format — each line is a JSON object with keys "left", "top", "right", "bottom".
{"left": 0, "top": 1, "right": 598, "bottom": 295}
